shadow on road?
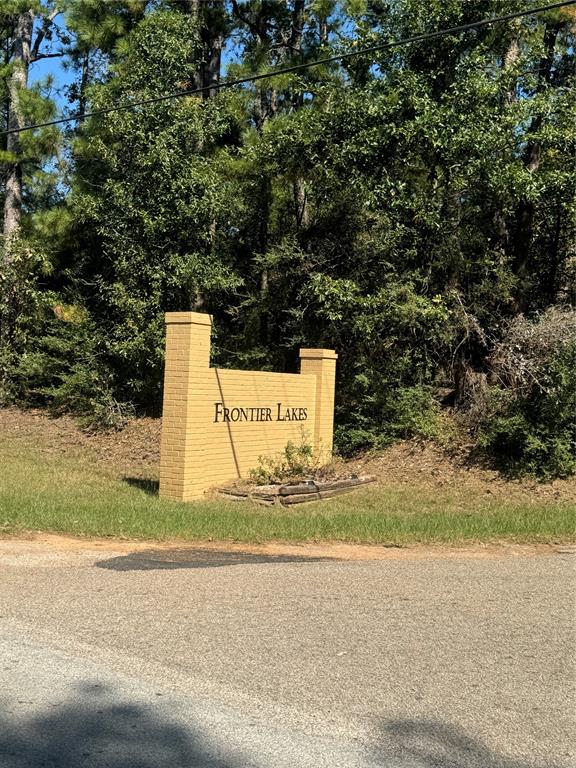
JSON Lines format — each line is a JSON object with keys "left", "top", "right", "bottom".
{"left": 97, "top": 547, "right": 334, "bottom": 571}
{"left": 0, "top": 693, "right": 568, "bottom": 768}
{"left": 0, "top": 685, "right": 237, "bottom": 767}
{"left": 372, "top": 718, "right": 570, "bottom": 768}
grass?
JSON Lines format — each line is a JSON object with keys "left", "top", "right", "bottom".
{"left": 0, "top": 432, "right": 574, "bottom": 546}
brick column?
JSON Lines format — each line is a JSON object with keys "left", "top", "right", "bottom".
{"left": 159, "top": 312, "right": 211, "bottom": 501}
{"left": 299, "top": 348, "right": 338, "bottom": 460}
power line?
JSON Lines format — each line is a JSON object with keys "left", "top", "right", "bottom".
{"left": 3, "top": 0, "right": 575, "bottom": 137}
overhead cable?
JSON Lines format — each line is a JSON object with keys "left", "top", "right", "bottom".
{"left": 2, "top": 0, "right": 574, "bottom": 136}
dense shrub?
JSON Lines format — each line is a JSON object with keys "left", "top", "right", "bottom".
{"left": 0, "top": 238, "right": 52, "bottom": 406}
{"left": 13, "top": 305, "right": 133, "bottom": 430}
{"left": 478, "top": 312, "right": 576, "bottom": 478}
{"left": 335, "top": 386, "right": 449, "bottom": 457}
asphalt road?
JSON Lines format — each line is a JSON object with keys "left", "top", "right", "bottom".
{"left": 0, "top": 539, "right": 574, "bottom": 768}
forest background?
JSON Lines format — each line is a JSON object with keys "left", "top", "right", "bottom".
{"left": 1, "top": 0, "right": 575, "bottom": 479}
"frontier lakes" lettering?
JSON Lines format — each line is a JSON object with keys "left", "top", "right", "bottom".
{"left": 214, "top": 402, "right": 308, "bottom": 423}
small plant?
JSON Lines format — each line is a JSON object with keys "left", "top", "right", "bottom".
{"left": 78, "top": 394, "right": 136, "bottom": 432}
{"left": 249, "top": 429, "right": 319, "bottom": 485}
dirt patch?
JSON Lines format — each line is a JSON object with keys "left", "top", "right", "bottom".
{"left": 347, "top": 441, "right": 576, "bottom": 504}
{"left": 0, "top": 406, "right": 160, "bottom": 478}
{"left": 1, "top": 406, "right": 576, "bottom": 503}
{"left": 0, "top": 532, "right": 566, "bottom": 561}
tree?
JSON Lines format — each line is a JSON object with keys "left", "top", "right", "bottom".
{"left": 180, "top": 0, "right": 228, "bottom": 98}
{"left": 62, "top": 10, "right": 244, "bottom": 406}
{"left": 225, "top": 0, "right": 340, "bottom": 353}
{"left": 64, "top": 0, "right": 150, "bottom": 116}
{"left": 1, "top": 0, "right": 63, "bottom": 238}
{"left": 3, "top": 0, "right": 575, "bottom": 475}
{"left": 1, "top": 1, "right": 63, "bottom": 401}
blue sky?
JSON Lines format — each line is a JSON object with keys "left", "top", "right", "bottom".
{"left": 30, "top": 16, "right": 74, "bottom": 113}
{"left": 32, "top": 57, "right": 73, "bottom": 108}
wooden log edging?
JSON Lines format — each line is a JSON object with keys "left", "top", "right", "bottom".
{"left": 216, "top": 476, "right": 375, "bottom": 506}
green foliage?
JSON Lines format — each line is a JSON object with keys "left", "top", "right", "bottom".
{"left": 0, "top": 237, "right": 52, "bottom": 404}
{"left": 334, "top": 386, "right": 447, "bottom": 456}
{"left": 3, "top": 0, "right": 576, "bottom": 478}
{"left": 0, "top": 3, "right": 61, "bottom": 185}
{"left": 383, "top": 386, "right": 446, "bottom": 441}
{"left": 479, "top": 342, "right": 576, "bottom": 479}
{"left": 302, "top": 276, "right": 453, "bottom": 452}
{"left": 65, "top": 0, "right": 147, "bottom": 53}
{"left": 13, "top": 304, "right": 133, "bottom": 429}
{"left": 250, "top": 429, "right": 318, "bottom": 485}
{"left": 63, "top": 10, "right": 244, "bottom": 406}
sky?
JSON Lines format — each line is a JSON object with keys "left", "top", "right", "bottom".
{"left": 30, "top": 17, "right": 74, "bottom": 113}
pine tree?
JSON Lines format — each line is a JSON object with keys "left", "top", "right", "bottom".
{"left": 1, "top": 0, "right": 62, "bottom": 238}
{"left": 1, "top": 1, "right": 63, "bottom": 401}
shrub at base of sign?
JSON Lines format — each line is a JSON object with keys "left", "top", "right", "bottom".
{"left": 248, "top": 429, "right": 318, "bottom": 485}
{"left": 217, "top": 430, "right": 375, "bottom": 506}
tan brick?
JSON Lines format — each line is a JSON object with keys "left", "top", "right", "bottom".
{"left": 159, "top": 312, "right": 336, "bottom": 501}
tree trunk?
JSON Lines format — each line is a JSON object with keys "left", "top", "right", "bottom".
{"left": 78, "top": 50, "right": 90, "bottom": 118}
{"left": 293, "top": 176, "right": 309, "bottom": 229}
{"left": 187, "top": 0, "right": 200, "bottom": 18}
{"left": 3, "top": 10, "right": 34, "bottom": 239}
{"left": 258, "top": 177, "right": 271, "bottom": 346}
{"left": 290, "top": 0, "right": 305, "bottom": 52}
{"left": 187, "top": 1, "right": 224, "bottom": 99}
{"left": 319, "top": 16, "right": 328, "bottom": 46}
{"left": 545, "top": 204, "right": 563, "bottom": 303}
{"left": 290, "top": 2, "right": 309, "bottom": 230}
{"left": 201, "top": 26, "right": 223, "bottom": 100}
{"left": 492, "top": 33, "right": 521, "bottom": 259}
{"left": 231, "top": 2, "right": 312, "bottom": 342}
{"left": 512, "top": 22, "right": 560, "bottom": 300}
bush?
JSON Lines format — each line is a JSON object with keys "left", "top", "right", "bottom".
{"left": 14, "top": 305, "right": 134, "bottom": 430}
{"left": 250, "top": 430, "right": 318, "bottom": 484}
{"left": 334, "top": 425, "right": 389, "bottom": 456}
{"left": 383, "top": 386, "right": 445, "bottom": 441}
{"left": 0, "top": 237, "right": 51, "bottom": 405}
{"left": 490, "top": 308, "right": 576, "bottom": 396}
{"left": 479, "top": 316, "right": 576, "bottom": 478}
{"left": 335, "top": 385, "right": 447, "bottom": 456}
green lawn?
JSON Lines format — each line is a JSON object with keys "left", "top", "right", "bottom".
{"left": 0, "top": 433, "right": 574, "bottom": 545}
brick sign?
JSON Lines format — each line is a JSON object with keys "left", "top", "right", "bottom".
{"left": 159, "top": 312, "right": 337, "bottom": 501}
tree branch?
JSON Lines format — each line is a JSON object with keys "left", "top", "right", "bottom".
{"left": 30, "top": 10, "right": 61, "bottom": 63}
{"left": 231, "top": 0, "right": 261, "bottom": 39}
{"left": 32, "top": 50, "right": 65, "bottom": 61}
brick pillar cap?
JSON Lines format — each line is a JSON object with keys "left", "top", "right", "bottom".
{"left": 165, "top": 311, "right": 212, "bottom": 326}
{"left": 299, "top": 348, "right": 338, "bottom": 360}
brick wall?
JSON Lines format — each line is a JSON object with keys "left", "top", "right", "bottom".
{"left": 160, "top": 312, "right": 337, "bottom": 502}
